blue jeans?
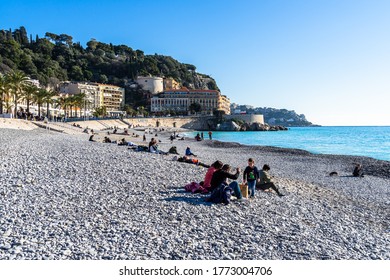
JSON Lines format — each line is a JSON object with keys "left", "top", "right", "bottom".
{"left": 247, "top": 180, "right": 256, "bottom": 197}
{"left": 229, "top": 181, "right": 242, "bottom": 199}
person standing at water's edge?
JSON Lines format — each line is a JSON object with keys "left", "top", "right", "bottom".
{"left": 208, "top": 131, "right": 212, "bottom": 140}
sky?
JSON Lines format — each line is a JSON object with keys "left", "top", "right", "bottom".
{"left": 1, "top": 0, "right": 389, "bottom": 125}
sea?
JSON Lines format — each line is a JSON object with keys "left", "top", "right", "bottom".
{"left": 188, "top": 126, "right": 390, "bottom": 162}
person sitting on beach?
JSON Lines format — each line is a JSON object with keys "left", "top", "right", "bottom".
{"left": 113, "top": 128, "right": 117, "bottom": 134}
{"left": 353, "top": 163, "right": 364, "bottom": 177}
{"left": 103, "top": 136, "right": 113, "bottom": 143}
{"left": 168, "top": 146, "right": 179, "bottom": 155}
{"left": 185, "top": 147, "right": 197, "bottom": 157}
{"left": 89, "top": 135, "right": 95, "bottom": 142}
{"left": 243, "top": 158, "right": 259, "bottom": 198}
{"left": 207, "top": 164, "right": 244, "bottom": 202}
{"left": 257, "top": 164, "right": 284, "bottom": 197}
{"left": 195, "top": 133, "right": 202, "bottom": 141}
{"left": 148, "top": 138, "right": 167, "bottom": 154}
{"left": 118, "top": 138, "right": 128, "bottom": 146}
{"left": 202, "top": 160, "right": 223, "bottom": 191}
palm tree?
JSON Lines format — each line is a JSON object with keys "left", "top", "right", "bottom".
{"left": 67, "top": 95, "right": 77, "bottom": 118}
{"left": 0, "top": 74, "right": 12, "bottom": 114}
{"left": 0, "top": 74, "right": 7, "bottom": 115}
{"left": 74, "top": 93, "right": 86, "bottom": 118}
{"left": 55, "top": 96, "right": 69, "bottom": 117}
{"left": 43, "top": 89, "right": 56, "bottom": 118}
{"left": 33, "top": 89, "right": 48, "bottom": 118}
{"left": 7, "top": 70, "right": 29, "bottom": 118}
{"left": 23, "top": 83, "right": 38, "bottom": 114}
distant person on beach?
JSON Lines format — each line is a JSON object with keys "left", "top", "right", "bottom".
{"left": 208, "top": 164, "right": 244, "bottom": 203}
{"left": 148, "top": 138, "right": 167, "bottom": 154}
{"left": 257, "top": 164, "right": 284, "bottom": 197}
{"left": 208, "top": 131, "right": 212, "bottom": 140}
{"left": 202, "top": 160, "right": 223, "bottom": 191}
{"left": 195, "top": 133, "right": 202, "bottom": 141}
{"left": 243, "top": 158, "right": 259, "bottom": 198}
{"left": 89, "top": 135, "right": 95, "bottom": 142}
{"left": 201, "top": 132, "right": 204, "bottom": 140}
{"left": 168, "top": 146, "right": 179, "bottom": 155}
{"left": 118, "top": 138, "right": 128, "bottom": 146}
{"left": 177, "top": 156, "right": 210, "bottom": 168}
{"left": 143, "top": 134, "right": 146, "bottom": 141}
{"left": 103, "top": 136, "right": 112, "bottom": 143}
{"left": 353, "top": 163, "right": 364, "bottom": 177}
{"left": 185, "top": 147, "right": 197, "bottom": 157}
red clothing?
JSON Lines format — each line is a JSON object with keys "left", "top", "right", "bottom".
{"left": 203, "top": 167, "right": 217, "bottom": 189}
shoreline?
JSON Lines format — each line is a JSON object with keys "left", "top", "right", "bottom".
{"left": 183, "top": 127, "right": 390, "bottom": 163}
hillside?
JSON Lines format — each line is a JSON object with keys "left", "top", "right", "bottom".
{"left": 0, "top": 27, "right": 219, "bottom": 93}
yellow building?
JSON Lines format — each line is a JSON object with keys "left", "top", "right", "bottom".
{"left": 59, "top": 82, "right": 125, "bottom": 115}
{"left": 96, "top": 83, "right": 125, "bottom": 112}
{"left": 163, "top": 77, "right": 181, "bottom": 90}
{"left": 218, "top": 95, "right": 231, "bottom": 115}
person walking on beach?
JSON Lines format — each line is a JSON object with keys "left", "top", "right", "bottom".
{"left": 208, "top": 131, "right": 213, "bottom": 140}
{"left": 243, "top": 158, "right": 259, "bottom": 198}
{"left": 257, "top": 164, "right": 284, "bottom": 197}
{"left": 208, "top": 164, "right": 244, "bottom": 202}
{"left": 201, "top": 132, "right": 204, "bottom": 140}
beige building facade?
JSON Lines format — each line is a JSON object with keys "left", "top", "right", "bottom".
{"left": 59, "top": 82, "right": 125, "bottom": 115}
{"left": 151, "top": 89, "right": 230, "bottom": 115}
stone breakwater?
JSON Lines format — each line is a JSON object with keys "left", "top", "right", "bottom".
{"left": 0, "top": 128, "right": 389, "bottom": 260}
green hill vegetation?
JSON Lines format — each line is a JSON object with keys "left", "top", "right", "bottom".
{"left": 0, "top": 26, "right": 218, "bottom": 98}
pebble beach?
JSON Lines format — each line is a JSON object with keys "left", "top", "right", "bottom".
{"left": 0, "top": 125, "right": 389, "bottom": 260}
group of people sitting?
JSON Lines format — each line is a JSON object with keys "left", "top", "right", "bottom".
{"left": 185, "top": 158, "right": 285, "bottom": 205}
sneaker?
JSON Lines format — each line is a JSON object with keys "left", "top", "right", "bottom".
{"left": 237, "top": 197, "right": 248, "bottom": 202}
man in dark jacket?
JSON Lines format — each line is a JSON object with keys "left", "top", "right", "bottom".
{"left": 209, "top": 164, "right": 244, "bottom": 202}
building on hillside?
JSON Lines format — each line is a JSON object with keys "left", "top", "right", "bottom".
{"left": 150, "top": 88, "right": 230, "bottom": 115}
{"left": 218, "top": 95, "right": 231, "bottom": 115}
{"left": 59, "top": 82, "right": 124, "bottom": 116}
{"left": 26, "top": 78, "right": 40, "bottom": 88}
{"left": 163, "top": 77, "right": 180, "bottom": 90}
{"left": 136, "top": 76, "right": 163, "bottom": 94}
{"left": 96, "top": 83, "right": 125, "bottom": 114}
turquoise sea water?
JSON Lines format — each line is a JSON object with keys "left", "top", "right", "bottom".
{"left": 189, "top": 127, "right": 390, "bottom": 162}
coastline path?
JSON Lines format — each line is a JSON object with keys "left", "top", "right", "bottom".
{"left": 0, "top": 124, "right": 389, "bottom": 260}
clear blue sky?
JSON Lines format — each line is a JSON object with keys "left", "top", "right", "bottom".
{"left": 1, "top": 0, "right": 390, "bottom": 125}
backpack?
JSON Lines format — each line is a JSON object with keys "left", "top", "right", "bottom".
{"left": 207, "top": 183, "right": 232, "bottom": 205}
